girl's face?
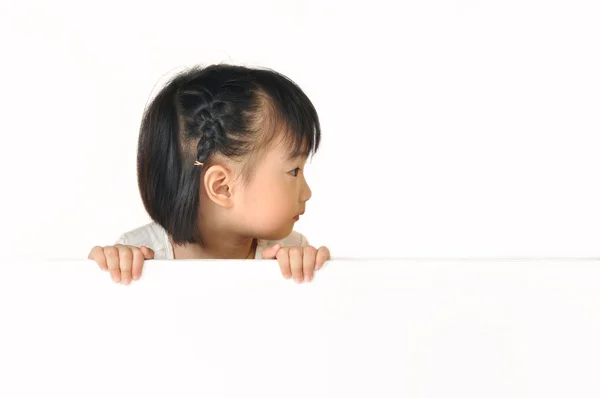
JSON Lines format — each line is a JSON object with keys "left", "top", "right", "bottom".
{"left": 233, "top": 140, "right": 312, "bottom": 240}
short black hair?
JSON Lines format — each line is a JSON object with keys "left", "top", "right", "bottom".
{"left": 137, "top": 64, "right": 321, "bottom": 244}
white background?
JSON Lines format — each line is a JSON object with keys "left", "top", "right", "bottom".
{"left": 0, "top": 0, "right": 598, "bottom": 260}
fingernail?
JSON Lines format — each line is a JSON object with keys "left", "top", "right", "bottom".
{"left": 295, "top": 277, "right": 303, "bottom": 283}
{"left": 112, "top": 276, "right": 119, "bottom": 283}
{"left": 304, "top": 275, "right": 311, "bottom": 282}
{"left": 133, "top": 275, "right": 140, "bottom": 280}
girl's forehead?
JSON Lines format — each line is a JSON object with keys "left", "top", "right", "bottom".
{"left": 256, "top": 125, "right": 310, "bottom": 164}
{"left": 264, "top": 142, "right": 293, "bottom": 163}
{"left": 254, "top": 144, "right": 303, "bottom": 170}
{"left": 260, "top": 135, "right": 296, "bottom": 160}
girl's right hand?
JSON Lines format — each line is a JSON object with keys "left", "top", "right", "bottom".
{"left": 88, "top": 245, "right": 154, "bottom": 285}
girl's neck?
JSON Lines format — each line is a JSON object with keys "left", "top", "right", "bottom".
{"left": 171, "top": 234, "right": 257, "bottom": 260}
{"left": 175, "top": 197, "right": 257, "bottom": 260}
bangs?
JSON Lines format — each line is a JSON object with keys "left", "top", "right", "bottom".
{"left": 251, "top": 70, "right": 321, "bottom": 160}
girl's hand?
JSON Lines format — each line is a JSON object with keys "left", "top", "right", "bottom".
{"left": 88, "top": 245, "right": 154, "bottom": 285}
{"left": 262, "top": 244, "right": 330, "bottom": 283}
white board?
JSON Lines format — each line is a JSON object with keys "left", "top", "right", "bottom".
{"left": 1, "top": 259, "right": 599, "bottom": 397}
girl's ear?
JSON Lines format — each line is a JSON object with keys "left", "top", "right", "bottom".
{"left": 202, "top": 165, "right": 234, "bottom": 208}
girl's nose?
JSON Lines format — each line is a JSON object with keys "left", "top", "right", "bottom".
{"left": 301, "top": 178, "right": 312, "bottom": 202}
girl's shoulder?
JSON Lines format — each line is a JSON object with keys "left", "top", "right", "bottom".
{"left": 115, "top": 222, "right": 172, "bottom": 259}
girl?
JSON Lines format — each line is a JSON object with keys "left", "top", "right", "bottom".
{"left": 88, "top": 64, "right": 330, "bottom": 285}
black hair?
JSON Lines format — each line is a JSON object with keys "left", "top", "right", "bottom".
{"left": 137, "top": 64, "right": 321, "bottom": 244}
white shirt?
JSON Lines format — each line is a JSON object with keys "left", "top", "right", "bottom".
{"left": 115, "top": 222, "right": 309, "bottom": 259}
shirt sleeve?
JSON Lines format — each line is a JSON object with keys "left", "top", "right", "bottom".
{"left": 115, "top": 235, "right": 126, "bottom": 245}
{"left": 300, "top": 233, "right": 309, "bottom": 246}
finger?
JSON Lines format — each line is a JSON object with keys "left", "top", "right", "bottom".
{"left": 131, "top": 247, "right": 145, "bottom": 281}
{"left": 276, "top": 248, "right": 291, "bottom": 279}
{"left": 104, "top": 246, "right": 121, "bottom": 283}
{"left": 117, "top": 246, "right": 133, "bottom": 285}
{"left": 303, "top": 246, "right": 317, "bottom": 282}
{"left": 140, "top": 246, "right": 154, "bottom": 260}
{"left": 289, "top": 247, "right": 304, "bottom": 283}
{"left": 261, "top": 244, "right": 281, "bottom": 259}
{"left": 315, "top": 246, "right": 331, "bottom": 271}
{"left": 89, "top": 246, "right": 108, "bottom": 271}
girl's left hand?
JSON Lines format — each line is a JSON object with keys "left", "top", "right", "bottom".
{"left": 262, "top": 244, "right": 330, "bottom": 283}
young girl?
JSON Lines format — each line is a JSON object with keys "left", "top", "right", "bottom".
{"left": 88, "top": 64, "right": 330, "bottom": 285}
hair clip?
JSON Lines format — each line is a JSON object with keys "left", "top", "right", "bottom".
{"left": 194, "top": 161, "right": 204, "bottom": 167}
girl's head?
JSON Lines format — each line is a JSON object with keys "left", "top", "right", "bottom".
{"left": 137, "top": 64, "right": 321, "bottom": 245}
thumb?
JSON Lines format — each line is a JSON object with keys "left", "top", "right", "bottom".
{"left": 140, "top": 246, "right": 155, "bottom": 260}
{"left": 261, "top": 243, "right": 281, "bottom": 259}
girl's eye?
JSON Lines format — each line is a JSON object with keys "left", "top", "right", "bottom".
{"left": 289, "top": 167, "right": 301, "bottom": 177}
